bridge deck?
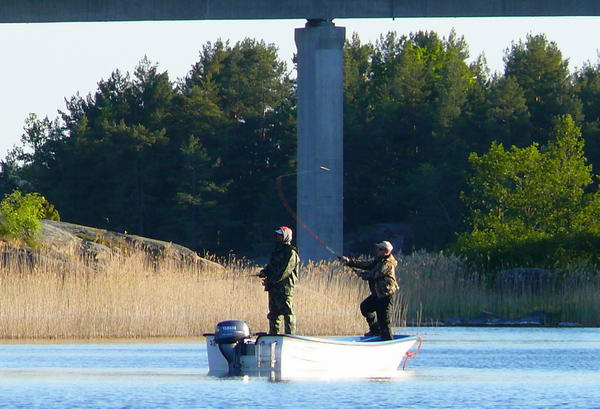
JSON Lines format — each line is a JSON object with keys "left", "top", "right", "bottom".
{"left": 2, "top": 0, "right": 600, "bottom": 24}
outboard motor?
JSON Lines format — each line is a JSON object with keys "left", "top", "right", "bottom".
{"left": 214, "top": 320, "right": 251, "bottom": 376}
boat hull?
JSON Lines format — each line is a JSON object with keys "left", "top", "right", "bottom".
{"left": 205, "top": 334, "right": 419, "bottom": 380}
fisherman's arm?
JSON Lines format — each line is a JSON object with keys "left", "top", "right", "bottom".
{"left": 257, "top": 252, "right": 281, "bottom": 282}
{"left": 338, "top": 256, "right": 377, "bottom": 280}
{"left": 339, "top": 256, "right": 376, "bottom": 271}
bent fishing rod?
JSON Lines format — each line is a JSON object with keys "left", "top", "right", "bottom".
{"left": 275, "top": 166, "right": 342, "bottom": 259}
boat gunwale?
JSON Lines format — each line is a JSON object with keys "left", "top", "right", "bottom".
{"left": 260, "top": 334, "right": 418, "bottom": 347}
{"left": 204, "top": 333, "right": 419, "bottom": 347}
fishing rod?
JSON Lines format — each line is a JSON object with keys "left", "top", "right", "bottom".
{"left": 275, "top": 166, "right": 341, "bottom": 259}
{"left": 196, "top": 272, "right": 264, "bottom": 283}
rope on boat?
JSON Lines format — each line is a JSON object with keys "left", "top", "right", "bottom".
{"left": 403, "top": 335, "right": 422, "bottom": 370}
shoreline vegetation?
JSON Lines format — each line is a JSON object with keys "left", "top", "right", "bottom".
{"left": 0, "top": 247, "right": 367, "bottom": 339}
{"left": 3, "top": 33, "right": 600, "bottom": 338}
{"left": 399, "top": 252, "right": 600, "bottom": 327}
{"left": 1, "top": 248, "right": 599, "bottom": 340}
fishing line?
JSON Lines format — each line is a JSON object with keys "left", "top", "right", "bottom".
{"left": 275, "top": 167, "right": 340, "bottom": 258}
{"left": 194, "top": 273, "right": 259, "bottom": 283}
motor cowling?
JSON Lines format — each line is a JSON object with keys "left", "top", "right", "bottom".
{"left": 214, "top": 320, "right": 251, "bottom": 376}
{"left": 214, "top": 320, "right": 251, "bottom": 344}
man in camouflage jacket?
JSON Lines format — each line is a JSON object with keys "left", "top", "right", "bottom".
{"left": 258, "top": 226, "right": 300, "bottom": 334}
{"left": 340, "top": 241, "right": 399, "bottom": 340}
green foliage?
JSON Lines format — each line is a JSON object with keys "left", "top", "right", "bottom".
{"left": 344, "top": 30, "right": 478, "bottom": 246}
{"left": 0, "top": 190, "right": 58, "bottom": 245}
{"left": 1, "top": 40, "right": 295, "bottom": 253}
{"left": 40, "top": 199, "right": 60, "bottom": 221}
{"left": 4, "top": 32, "right": 600, "bottom": 258}
{"left": 483, "top": 76, "right": 531, "bottom": 147}
{"left": 456, "top": 115, "right": 600, "bottom": 271}
{"left": 504, "top": 34, "right": 582, "bottom": 141}
{"left": 574, "top": 62, "right": 600, "bottom": 173}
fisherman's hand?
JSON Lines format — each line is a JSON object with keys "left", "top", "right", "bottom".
{"left": 256, "top": 269, "right": 267, "bottom": 278}
{"left": 338, "top": 256, "right": 350, "bottom": 264}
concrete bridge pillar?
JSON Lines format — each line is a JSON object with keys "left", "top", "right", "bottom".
{"left": 295, "top": 20, "right": 345, "bottom": 261}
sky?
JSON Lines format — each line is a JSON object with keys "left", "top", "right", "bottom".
{"left": 2, "top": 17, "right": 600, "bottom": 159}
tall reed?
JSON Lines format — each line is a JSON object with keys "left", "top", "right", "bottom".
{"left": 0, "top": 249, "right": 370, "bottom": 339}
{"left": 397, "top": 250, "right": 600, "bottom": 325}
{"left": 1, "top": 247, "right": 598, "bottom": 340}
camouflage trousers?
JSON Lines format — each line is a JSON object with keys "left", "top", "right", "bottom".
{"left": 267, "top": 288, "right": 295, "bottom": 334}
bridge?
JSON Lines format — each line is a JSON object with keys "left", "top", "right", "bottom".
{"left": 3, "top": 1, "right": 599, "bottom": 260}
{"left": 2, "top": 1, "right": 600, "bottom": 22}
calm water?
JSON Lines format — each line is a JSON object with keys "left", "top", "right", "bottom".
{"left": 1, "top": 328, "right": 599, "bottom": 409}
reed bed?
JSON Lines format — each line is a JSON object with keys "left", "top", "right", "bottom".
{"left": 0, "top": 249, "right": 370, "bottom": 339}
{"left": 397, "top": 251, "right": 600, "bottom": 326}
{"left": 1, "top": 247, "right": 599, "bottom": 340}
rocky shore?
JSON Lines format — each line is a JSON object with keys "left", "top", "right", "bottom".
{"left": 411, "top": 310, "right": 584, "bottom": 328}
{"left": 1, "top": 219, "right": 224, "bottom": 272}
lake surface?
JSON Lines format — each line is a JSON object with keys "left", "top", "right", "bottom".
{"left": 1, "top": 327, "right": 599, "bottom": 409}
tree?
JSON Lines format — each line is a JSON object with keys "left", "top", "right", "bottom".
{"left": 343, "top": 33, "right": 377, "bottom": 230}
{"left": 574, "top": 62, "right": 600, "bottom": 172}
{"left": 344, "top": 32, "right": 374, "bottom": 130}
{"left": 6, "top": 32, "right": 599, "bottom": 258}
{"left": 343, "top": 30, "right": 479, "bottom": 248}
{"left": 0, "top": 150, "right": 32, "bottom": 197}
{"left": 2, "top": 40, "right": 296, "bottom": 253}
{"left": 483, "top": 75, "right": 532, "bottom": 148}
{"left": 183, "top": 39, "right": 297, "bottom": 250}
{"left": 456, "top": 115, "right": 600, "bottom": 270}
{"left": 503, "top": 34, "right": 582, "bottom": 142}
{"left": 0, "top": 190, "right": 58, "bottom": 245}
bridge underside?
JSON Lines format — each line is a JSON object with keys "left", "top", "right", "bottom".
{"left": 2, "top": 0, "right": 600, "bottom": 23}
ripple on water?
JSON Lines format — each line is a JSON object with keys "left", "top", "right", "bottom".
{"left": 0, "top": 328, "right": 599, "bottom": 409}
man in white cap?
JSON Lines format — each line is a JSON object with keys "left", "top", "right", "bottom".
{"left": 339, "top": 241, "right": 399, "bottom": 340}
{"left": 257, "top": 226, "right": 300, "bottom": 334}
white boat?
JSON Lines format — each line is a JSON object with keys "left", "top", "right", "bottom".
{"left": 204, "top": 320, "right": 421, "bottom": 380}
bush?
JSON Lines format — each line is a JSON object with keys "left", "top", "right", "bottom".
{"left": 455, "top": 230, "right": 600, "bottom": 274}
{"left": 0, "top": 190, "right": 59, "bottom": 245}
{"left": 456, "top": 115, "right": 600, "bottom": 273}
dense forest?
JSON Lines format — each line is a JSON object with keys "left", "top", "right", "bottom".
{"left": 2, "top": 31, "right": 600, "bottom": 265}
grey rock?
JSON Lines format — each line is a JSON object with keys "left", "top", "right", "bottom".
{"left": 80, "top": 240, "right": 112, "bottom": 262}
{"left": 35, "top": 220, "right": 224, "bottom": 272}
{"left": 453, "top": 310, "right": 548, "bottom": 327}
{"left": 558, "top": 322, "right": 583, "bottom": 327}
{"left": 468, "top": 311, "right": 505, "bottom": 326}
{"left": 38, "top": 220, "right": 82, "bottom": 255}
{"left": 499, "top": 320, "right": 523, "bottom": 326}
{"left": 0, "top": 245, "right": 74, "bottom": 272}
{"left": 444, "top": 317, "right": 465, "bottom": 326}
{"left": 518, "top": 310, "right": 546, "bottom": 326}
